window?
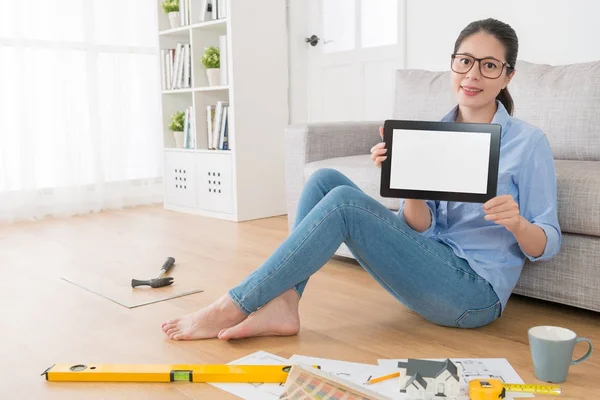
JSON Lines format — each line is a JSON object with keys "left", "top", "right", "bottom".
{"left": 321, "top": 0, "right": 398, "bottom": 53}
{"left": 0, "top": 0, "right": 163, "bottom": 222}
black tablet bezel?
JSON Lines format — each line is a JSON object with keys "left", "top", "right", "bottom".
{"left": 380, "top": 119, "right": 502, "bottom": 203}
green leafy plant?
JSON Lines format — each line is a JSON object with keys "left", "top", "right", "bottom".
{"left": 202, "top": 46, "right": 220, "bottom": 69}
{"left": 169, "top": 111, "right": 185, "bottom": 131}
{"left": 161, "top": 0, "right": 179, "bottom": 13}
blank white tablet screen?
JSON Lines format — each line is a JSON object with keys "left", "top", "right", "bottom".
{"left": 390, "top": 129, "right": 491, "bottom": 194}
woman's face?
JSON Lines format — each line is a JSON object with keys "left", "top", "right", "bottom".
{"left": 450, "top": 32, "right": 514, "bottom": 110}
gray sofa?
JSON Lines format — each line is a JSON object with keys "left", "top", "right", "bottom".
{"left": 285, "top": 60, "right": 600, "bottom": 313}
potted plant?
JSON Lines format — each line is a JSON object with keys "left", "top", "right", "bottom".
{"left": 162, "top": 0, "right": 180, "bottom": 29}
{"left": 169, "top": 110, "right": 186, "bottom": 148}
{"left": 202, "top": 46, "right": 220, "bottom": 86}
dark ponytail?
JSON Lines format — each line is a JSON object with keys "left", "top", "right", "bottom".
{"left": 453, "top": 18, "right": 518, "bottom": 115}
{"left": 496, "top": 87, "right": 514, "bottom": 115}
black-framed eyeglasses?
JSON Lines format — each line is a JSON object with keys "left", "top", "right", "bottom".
{"left": 450, "top": 53, "right": 513, "bottom": 79}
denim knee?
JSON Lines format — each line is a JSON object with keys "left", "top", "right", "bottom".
{"left": 308, "top": 168, "right": 344, "bottom": 185}
{"left": 325, "top": 185, "right": 359, "bottom": 203}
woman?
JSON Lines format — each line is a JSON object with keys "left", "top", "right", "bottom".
{"left": 162, "top": 18, "right": 561, "bottom": 341}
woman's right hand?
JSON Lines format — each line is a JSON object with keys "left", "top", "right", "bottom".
{"left": 370, "top": 126, "right": 387, "bottom": 168}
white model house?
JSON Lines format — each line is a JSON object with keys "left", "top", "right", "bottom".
{"left": 398, "top": 359, "right": 462, "bottom": 399}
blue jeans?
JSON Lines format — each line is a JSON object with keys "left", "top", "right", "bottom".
{"left": 229, "top": 168, "right": 501, "bottom": 328}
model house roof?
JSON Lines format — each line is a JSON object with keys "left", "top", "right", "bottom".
{"left": 405, "top": 372, "right": 428, "bottom": 389}
{"left": 397, "top": 359, "right": 460, "bottom": 382}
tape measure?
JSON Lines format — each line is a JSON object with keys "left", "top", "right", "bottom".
{"left": 469, "top": 378, "right": 561, "bottom": 399}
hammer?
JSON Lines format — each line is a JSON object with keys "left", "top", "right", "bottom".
{"left": 131, "top": 257, "right": 176, "bottom": 288}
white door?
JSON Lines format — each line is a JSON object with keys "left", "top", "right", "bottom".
{"left": 437, "top": 382, "right": 445, "bottom": 394}
{"left": 305, "top": 0, "right": 404, "bottom": 122}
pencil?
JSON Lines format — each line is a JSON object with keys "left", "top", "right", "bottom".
{"left": 365, "top": 371, "right": 400, "bottom": 385}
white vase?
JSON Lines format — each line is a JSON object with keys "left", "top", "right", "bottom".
{"left": 173, "top": 131, "right": 184, "bottom": 148}
{"left": 168, "top": 12, "right": 181, "bottom": 29}
{"left": 206, "top": 68, "right": 220, "bottom": 86}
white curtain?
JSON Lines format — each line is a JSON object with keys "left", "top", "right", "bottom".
{"left": 0, "top": 0, "right": 164, "bottom": 224}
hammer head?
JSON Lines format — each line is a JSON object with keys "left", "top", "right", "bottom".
{"left": 131, "top": 277, "right": 174, "bottom": 288}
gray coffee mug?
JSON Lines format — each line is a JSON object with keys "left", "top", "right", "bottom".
{"left": 528, "top": 326, "right": 593, "bottom": 383}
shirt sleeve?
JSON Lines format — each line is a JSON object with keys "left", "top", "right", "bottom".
{"left": 397, "top": 199, "right": 437, "bottom": 237}
{"left": 517, "top": 134, "right": 562, "bottom": 261}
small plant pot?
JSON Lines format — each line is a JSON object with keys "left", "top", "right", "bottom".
{"left": 206, "top": 68, "right": 220, "bottom": 86}
{"left": 173, "top": 131, "right": 184, "bottom": 148}
{"left": 168, "top": 12, "right": 181, "bottom": 29}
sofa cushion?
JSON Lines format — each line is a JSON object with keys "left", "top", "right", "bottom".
{"left": 510, "top": 61, "right": 600, "bottom": 161}
{"left": 392, "top": 69, "right": 455, "bottom": 122}
{"left": 555, "top": 160, "right": 600, "bottom": 236}
{"left": 392, "top": 60, "right": 600, "bottom": 161}
{"left": 305, "top": 157, "right": 600, "bottom": 237}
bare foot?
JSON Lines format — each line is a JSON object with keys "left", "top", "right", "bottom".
{"left": 217, "top": 289, "right": 301, "bottom": 340}
{"left": 161, "top": 294, "right": 247, "bottom": 340}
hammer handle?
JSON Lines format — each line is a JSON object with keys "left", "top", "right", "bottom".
{"left": 158, "top": 257, "right": 175, "bottom": 277}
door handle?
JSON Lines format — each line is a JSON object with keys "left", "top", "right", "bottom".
{"left": 305, "top": 35, "right": 320, "bottom": 46}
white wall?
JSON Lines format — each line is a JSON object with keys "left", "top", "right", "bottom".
{"left": 288, "top": 0, "right": 600, "bottom": 123}
{"left": 406, "top": 0, "right": 600, "bottom": 71}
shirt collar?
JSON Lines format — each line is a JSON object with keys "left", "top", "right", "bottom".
{"left": 441, "top": 100, "right": 510, "bottom": 137}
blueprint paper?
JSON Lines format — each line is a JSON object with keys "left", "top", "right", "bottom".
{"left": 209, "top": 350, "right": 289, "bottom": 400}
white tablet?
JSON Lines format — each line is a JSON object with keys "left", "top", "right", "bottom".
{"left": 380, "top": 120, "right": 502, "bottom": 203}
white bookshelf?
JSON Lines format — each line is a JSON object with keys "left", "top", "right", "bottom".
{"left": 156, "top": 0, "right": 289, "bottom": 222}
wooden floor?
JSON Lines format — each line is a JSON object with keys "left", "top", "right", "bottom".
{"left": 1, "top": 205, "right": 598, "bottom": 399}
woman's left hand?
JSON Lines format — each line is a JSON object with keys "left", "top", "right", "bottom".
{"left": 483, "top": 195, "right": 524, "bottom": 233}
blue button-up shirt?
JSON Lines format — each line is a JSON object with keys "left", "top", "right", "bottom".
{"left": 398, "top": 101, "right": 562, "bottom": 312}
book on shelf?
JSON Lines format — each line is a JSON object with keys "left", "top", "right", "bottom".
{"left": 218, "top": 106, "right": 228, "bottom": 150}
{"left": 161, "top": 43, "right": 191, "bottom": 90}
{"left": 215, "top": 0, "right": 227, "bottom": 20}
{"left": 181, "top": 105, "right": 196, "bottom": 149}
{"left": 206, "top": 101, "right": 229, "bottom": 150}
{"left": 206, "top": 105, "right": 216, "bottom": 148}
{"left": 180, "top": 0, "right": 192, "bottom": 26}
{"left": 198, "top": 0, "right": 227, "bottom": 22}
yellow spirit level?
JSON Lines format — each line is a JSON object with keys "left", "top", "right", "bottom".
{"left": 43, "top": 363, "right": 319, "bottom": 383}
{"left": 469, "top": 378, "right": 561, "bottom": 399}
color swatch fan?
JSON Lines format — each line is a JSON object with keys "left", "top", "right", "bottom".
{"left": 279, "top": 364, "right": 391, "bottom": 400}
